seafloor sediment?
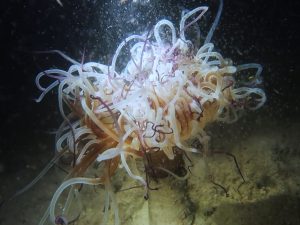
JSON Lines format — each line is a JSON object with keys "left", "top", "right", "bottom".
{"left": 0, "top": 113, "right": 300, "bottom": 225}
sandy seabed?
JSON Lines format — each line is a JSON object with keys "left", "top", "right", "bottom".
{"left": 1, "top": 113, "right": 300, "bottom": 225}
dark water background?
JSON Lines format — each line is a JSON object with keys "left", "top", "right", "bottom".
{"left": 0, "top": 0, "right": 299, "bottom": 221}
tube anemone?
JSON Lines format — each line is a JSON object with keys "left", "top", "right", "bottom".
{"left": 36, "top": 2, "right": 266, "bottom": 224}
